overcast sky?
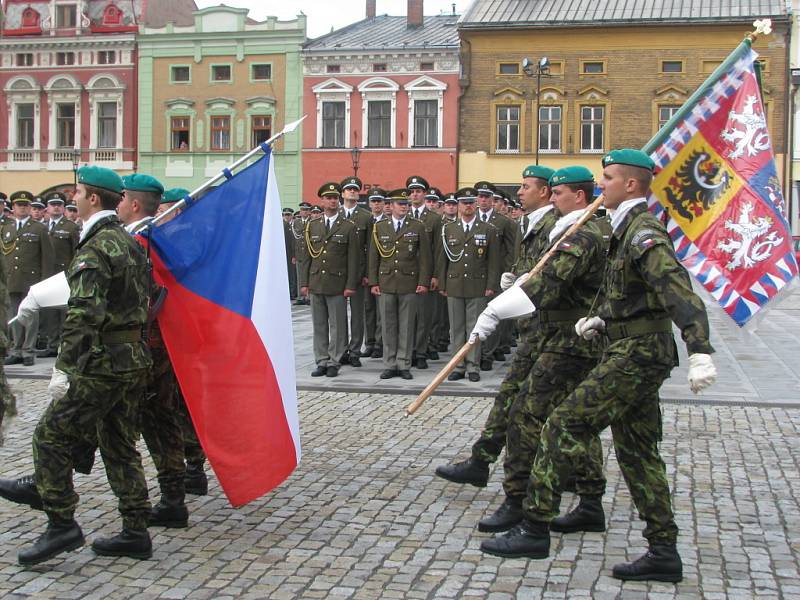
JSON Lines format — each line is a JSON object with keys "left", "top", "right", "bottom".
{"left": 194, "top": 0, "right": 472, "bottom": 38}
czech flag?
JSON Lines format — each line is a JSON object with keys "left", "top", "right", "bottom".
{"left": 146, "top": 149, "right": 300, "bottom": 506}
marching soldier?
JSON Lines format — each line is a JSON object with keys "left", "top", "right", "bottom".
{"left": 436, "top": 188, "right": 500, "bottom": 382}
{"left": 368, "top": 189, "right": 432, "bottom": 380}
{"left": 298, "top": 183, "right": 360, "bottom": 378}
{"left": 340, "top": 176, "right": 372, "bottom": 366}
{"left": 478, "top": 150, "right": 717, "bottom": 584}
{"left": 435, "top": 165, "right": 555, "bottom": 486}
{"left": 37, "top": 192, "right": 80, "bottom": 358}
{"left": 2, "top": 191, "right": 54, "bottom": 367}
{"left": 0, "top": 213, "right": 16, "bottom": 445}
{"left": 364, "top": 188, "right": 388, "bottom": 359}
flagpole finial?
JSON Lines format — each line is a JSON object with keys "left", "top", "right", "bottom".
{"left": 747, "top": 19, "right": 773, "bottom": 42}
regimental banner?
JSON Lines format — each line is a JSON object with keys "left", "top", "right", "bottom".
{"left": 648, "top": 48, "right": 797, "bottom": 327}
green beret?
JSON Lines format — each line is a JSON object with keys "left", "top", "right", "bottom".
{"left": 386, "top": 188, "right": 409, "bottom": 202}
{"left": 162, "top": 188, "right": 190, "bottom": 204}
{"left": 77, "top": 165, "right": 123, "bottom": 194}
{"left": 549, "top": 166, "right": 595, "bottom": 187}
{"left": 522, "top": 165, "right": 556, "bottom": 181}
{"left": 318, "top": 182, "right": 341, "bottom": 197}
{"left": 602, "top": 149, "right": 655, "bottom": 172}
{"left": 122, "top": 173, "right": 165, "bottom": 195}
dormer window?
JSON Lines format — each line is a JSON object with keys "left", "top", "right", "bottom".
{"left": 56, "top": 5, "right": 77, "bottom": 28}
{"left": 103, "top": 4, "right": 123, "bottom": 26}
{"left": 22, "top": 8, "right": 40, "bottom": 28}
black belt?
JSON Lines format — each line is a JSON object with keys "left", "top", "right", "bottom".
{"left": 100, "top": 330, "right": 142, "bottom": 344}
{"left": 538, "top": 308, "right": 586, "bottom": 324}
{"left": 606, "top": 318, "right": 672, "bottom": 341}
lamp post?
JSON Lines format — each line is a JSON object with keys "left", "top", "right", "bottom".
{"left": 350, "top": 145, "right": 362, "bottom": 178}
{"left": 522, "top": 57, "right": 551, "bottom": 166}
{"left": 71, "top": 147, "right": 81, "bottom": 187}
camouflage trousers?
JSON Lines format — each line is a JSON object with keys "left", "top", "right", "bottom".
{"left": 32, "top": 372, "right": 151, "bottom": 530}
{"left": 524, "top": 345, "right": 679, "bottom": 545}
{"left": 503, "top": 350, "right": 605, "bottom": 500}
{"left": 470, "top": 318, "right": 537, "bottom": 464}
{"left": 178, "top": 386, "right": 206, "bottom": 468}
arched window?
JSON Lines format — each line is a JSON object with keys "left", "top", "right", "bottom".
{"left": 22, "top": 8, "right": 41, "bottom": 27}
{"left": 103, "top": 4, "right": 122, "bottom": 26}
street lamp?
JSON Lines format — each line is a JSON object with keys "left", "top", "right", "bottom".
{"left": 522, "top": 57, "right": 551, "bottom": 165}
{"left": 71, "top": 147, "right": 81, "bottom": 187}
{"left": 350, "top": 145, "right": 362, "bottom": 178}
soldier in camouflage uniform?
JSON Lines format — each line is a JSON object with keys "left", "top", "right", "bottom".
{"left": 0, "top": 166, "right": 153, "bottom": 566}
{"left": 0, "top": 241, "right": 17, "bottom": 446}
{"left": 478, "top": 149, "right": 718, "bottom": 584}
{"left": 435, "top": 166, "right": 555, "bottom": 486}
{"left": 473, "top": 166, "right": 608, "bottom": 535}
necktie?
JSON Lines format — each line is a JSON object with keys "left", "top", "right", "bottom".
{"left": 17, "top": 221, "right": 21, "bottom": 231}
{"left": 325, "top": 218, "right": 330, "bottom": 232}
{"left": 49, "top": 221, "right": 55, "bottom": 233}
{"left": 464, "top": 223, "right": 470, "bottom": 234}
{"left": 415, "top": 209, "right": 420, "bottom": 219}
{"left": 396, "top": 221, "right": 401, "bottom": 233}
{"left": 482, "top": 213, "right": 488, "bottom": 222}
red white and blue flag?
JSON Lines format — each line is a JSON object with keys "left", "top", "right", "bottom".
{"left": 647, "top": 46, "right": 797, "bottom": 327}
{"left": 146, "top": 150, "right": 300, "bottom": 506}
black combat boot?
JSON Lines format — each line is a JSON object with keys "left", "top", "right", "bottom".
{"left": 612, "top": 543, "right": 683, "bottom": 583}
{"left": 92, "top": 528, "right": 152, "bottom": 560}
{"left": 550, "top": 495, "right": 606, "bottom": 533}
{"left": 18, "top": 516, "right": 84, "bottom": 566}
{"left": 148, "top": 495, "right": 189, "bottom": 528}
{"left": 480, "top": 518, "right": 550, "bottom": 559}
{"left": 0, "top": 474, "right": 43, "bottom": 510}
{"left": 184, "top": 463, "right": 208, "bottom": 496}
{"left": 478, "top": 497, "right": 523, "bottom": 533}
{"left": 434, "top": 458, "right": 489, "bottom": 487}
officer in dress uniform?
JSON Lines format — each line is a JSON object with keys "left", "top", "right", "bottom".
{"left": 30, "top": 199, "right": 46, "bottom": 223}
{"left": 364, "top": 187, "right": 388, "bottom": 358}
{"left": 37, "top": 192, "right": 80, "bottom": 358}
{"left": 339, "top": 176, "right": 372, "bottom": 366}
{"left": 368, "top": 189, "right": 432, "bottom": 380}
{"left": 2, "top": 191, "right": 54, "bottom": 366}
{"left": 436, "top": 188, "right": 501, "bottom": 381}
{"left": 283, "top": 207, "right": 297, "bottom": 300}
{"left": 291, "top": 202, "right": 312, "bottom": 305}
{"left": 298, "top": 183, "right": 360, "bottom": 378}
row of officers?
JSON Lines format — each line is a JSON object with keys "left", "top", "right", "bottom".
{"left": 289, "top": 175, "right": 522, "bottom": 381}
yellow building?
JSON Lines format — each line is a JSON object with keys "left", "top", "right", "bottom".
{"left": 457, "top": 0, "right": 790, "bottom": 193}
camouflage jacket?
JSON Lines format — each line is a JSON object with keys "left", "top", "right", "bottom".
{"left": 56, "top": 214, "right": 152, "bottom": 377}
{"left": 599, "top": 203, "right": 713, "bottom": 362}
{"left": 512, "top": 208, "right": 558, "bottom": 276}
{"left": 521, "top": 215, "right": 609, "bottom": 358}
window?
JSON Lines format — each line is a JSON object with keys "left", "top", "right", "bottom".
{"left": 582, "top": 61, "right": 605, "bottom": 74}
{"left": 661, "top": 60, "right": 683, "bottom": 73}
{"left": 56, "top": 103, "right": 76, "bottom": 148}
{"left": 251, "top": 116, "right": 272, "bottom": 146}
{"left": 251, "top": 64, "right": 272, "bottom": 81}
{"left": 413, "top": 99, "right": 438, "bottom": 147}
{"left": 701, "top": 60, "right": 722, "bottom": 74}
{"left": 211, "top": 65, "right": 231, "bottom": 82}
{"left": 321, "top": 101, "right": 346, "bottom": 148}
{"left": 56, "top": 5, "right": 77, "bottom": 28}
{"left": 547, "top": 61, "right": 564, "bottom": 76}
{"left": 98, "top": 51, "right": 116, "bottom": 65}
{"left": 580, "top": 105, "right": 604, "bottom": 152}
{"left": 538, "top": 105, "right": 561, "bottom": 152}
{"left": 210, "top": 116, "right": 231, "bottom": 151}
{"left": 102, "top": 4, "right": 122, "bottom": 25}
{"left": 17, "top": 104, "right": 35, "bottom": 148}
{"left": 420, "top": 62, "right": 434, "bottom": 71}
{"left": 498, "top": 62, "right": 520, "bottom": 75}
{"left": 16, "top": 53, "right": 34, "bottom": 67}
{"left": 171, "top": 117, "right": 190, "bottom": 150}
{"left": 373, "top": 63, "right": 387, "bottom": 72}
{"left": 56, "top": 52, "right": 76, "bottom": 66}
{"left": 327, "top": 65, "right": 341, "bottom": 74}
{"left": 496, "top": 105, "right": 520, "bottom": 152}
{"left": 658, "top": 105, "right": 680, "bottom": 129}
{"left": 97, "top": 102, "right": 117, "bottom": 148}
{"left": 171, "top": 66, "right": 190, "bottom": 83}
{"left": 22, "top": 8, "right": 40, "bottom": 27}
{"left": 367, "top": 101, "right": 391, "bottom": 147}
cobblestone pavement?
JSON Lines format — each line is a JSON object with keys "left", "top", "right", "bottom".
{"left": 1, "top": 380, "right": 798, "bottom": 599}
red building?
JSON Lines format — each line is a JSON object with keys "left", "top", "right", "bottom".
{"left": 0, "top": 0, "right": 195, "bottom": 195}
{"left": 301, "top": 0, "right": 460, "bottom": 202}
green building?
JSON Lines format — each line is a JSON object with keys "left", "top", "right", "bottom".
{"left": 136, "top": 5, "right": 306, "bottom": 206}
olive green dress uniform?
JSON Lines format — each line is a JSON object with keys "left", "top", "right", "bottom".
{"left": 291, "top": 204, "right": 311, "bottom": 305}
{"left": 2, "top": 195, "right": 54, "bottom": 362}
{"left": 409, "top": 204, "right": 440, "bottom": 360}
{"left": 40, "top": 211, "right": 80, "bottom": 354}
{"left": 341, "top": 199, "right": 372, "bottom": 359}
{"left": 299, "top": 208, "right": 360, "bottom": 370}
{"left": 524, "top": 201, "right": 713, "bottom": 548}
{"left": 368, "top": 215, "right": 432, "bottom": 372}
{"left": 0, "top": 238, "right": 16, "bottom": 443}
{"left": 363, "top": 192, "right": 388, "bottom": 355}
{"left": 437, "top": 214, "right": 501, "bottom": 376}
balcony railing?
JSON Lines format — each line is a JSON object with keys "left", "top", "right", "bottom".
{"left": 11, "top": 150, "right": 35, "bottom": 162}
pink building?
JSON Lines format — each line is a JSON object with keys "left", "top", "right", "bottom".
{"left": 301, "top": 0, "right": 461, "bottom": 202}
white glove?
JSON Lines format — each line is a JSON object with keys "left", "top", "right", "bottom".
{"left": 470, "top": 307, "right": 499, "bottom": 342}
{"left": 15, "top": 294, "right": 40, "bottom": 327}
{"left": 48, "top": 367, "right": 70, "bottom": 401}
{"left": 574, "top": 316, "right": 605, "bottom": 340}
{"left": 514, "top": 272, "right": 531, "bottom": 287}
{"left": 500, "top": 272, "right": 517, "bottom": 291}
{"left": 687, "top": 353, "right": 716, "bottom": 393}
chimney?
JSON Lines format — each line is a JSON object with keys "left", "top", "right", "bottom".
{"left": 366, "top": 0, "right": 376, "bottom": 19}
{"left": 407, "top": 0, "right": 423, "bottom": 28}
